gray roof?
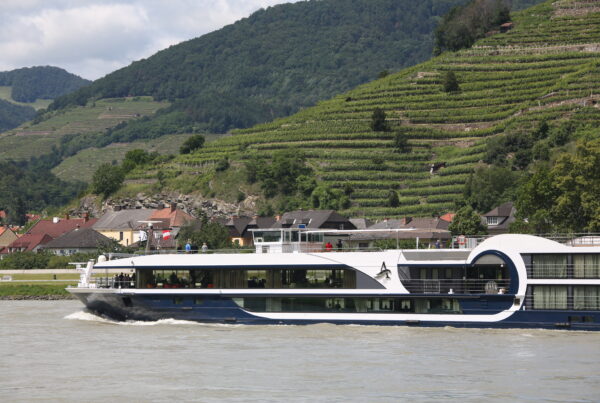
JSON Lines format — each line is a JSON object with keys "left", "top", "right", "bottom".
{"left": 349, "top": 218, "right": 373, "bottom": 230}
{"left": 483, "top": 202, "right": 514, "bottom": 218}
{"left": 271, "top": 210, "right": 355, "bottom": 229}
{"left": 92, "top": 209, "right": 154, "bottom": 230}
{"left": 369, "top": 218, "right": 449, "bottom": 231}
{"left": 43, "top": 228, "right": 113, "bottom": 249}
{"left": 347, "top": 229, "right": 451, "bottom": 241}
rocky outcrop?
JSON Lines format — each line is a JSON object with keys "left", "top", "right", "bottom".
{"left": 70, "top": 193, "right": 259, "bottom": 219}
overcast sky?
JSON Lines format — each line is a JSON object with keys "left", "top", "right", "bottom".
{"left": 0, "top": 0, "right": 300, "bottom": 80}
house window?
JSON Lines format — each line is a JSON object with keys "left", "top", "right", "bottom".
{"left": 119, "top": 232, "right": 124, "bottom": 241}
{"left": 486, "top": 216, "right": 499, "bottom": 226}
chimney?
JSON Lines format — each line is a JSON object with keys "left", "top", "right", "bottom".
{"left": 65, "top": 213, "right": 70, "bottom": 220}
{"left": 275, "top": 215, "right": 281, "bottom": 221}
{"left": 402, "top": 217, "right": 412, "bottom": 225}
{"left": 83, "top": 212, "right": 89, "bottom": 222}
{"left": 170, "top": 202, "right": 177, "bottom": 212}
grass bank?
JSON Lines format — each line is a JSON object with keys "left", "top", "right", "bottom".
{"left": 0, "top": 283, "right": 76, "bottom": 299}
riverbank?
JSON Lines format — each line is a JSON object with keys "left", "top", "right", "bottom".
{"left": 0, "top": 283, "right": 75, "bottom": 299}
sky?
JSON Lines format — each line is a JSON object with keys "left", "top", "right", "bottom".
{"left": 0, "top": 0, "right": 300, "bottom": 80}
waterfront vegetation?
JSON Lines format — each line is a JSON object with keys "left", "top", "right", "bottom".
{"left": 0, "top": 284, "right": 74, "bottom": 298}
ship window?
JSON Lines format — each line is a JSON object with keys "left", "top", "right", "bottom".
{"left": 532, "top": 286, "right": 567, "bottom": 310}
{"left": 531, "top": 255, "right": 567, "bottom": 278}
{"left": 574, "top": 254, "right": 600, "bottom": 278}
{"left": 574, "top": 286, "right": 600, "bottom": 310}
{"left": 194, "top": 298, "right": 204, "bottom": 305}
{"left": 173, "top": 297, "right": 183, "bottom": 305}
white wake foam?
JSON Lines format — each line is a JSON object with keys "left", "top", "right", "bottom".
{"left": 63, "top": 310, "right": 240, "bottom": 327}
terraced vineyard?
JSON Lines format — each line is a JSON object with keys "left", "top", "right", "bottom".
{"left": 0, "top": 97, "right": 169, "bottom": 161}
{"left": 139, "top": 0, "right": 600, "bottom": 218}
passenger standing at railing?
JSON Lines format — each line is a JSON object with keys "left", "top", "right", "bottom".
{"left": 201, "top": 242, "right": 208, "bottom": 253}
{"left": 325, "top": 242, "right": 333, "bottom": 252}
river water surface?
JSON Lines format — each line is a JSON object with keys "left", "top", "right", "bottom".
{"left": 1, "top": 300, "right": 599, "bottom": 402}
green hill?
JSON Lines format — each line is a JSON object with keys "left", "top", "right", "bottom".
{"left": 0, "top": 66, "right": 90, "bottom": 103}
{"left": 48, "top": 0, "right": 485, "bottom": 136}
{"left": 0, "top": 66, "right": 90, "bottom": 132}
{"left": 130, "top": 0, "right": 600, "bottom": 218}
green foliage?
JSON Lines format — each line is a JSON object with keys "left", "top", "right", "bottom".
{"left": 311, "top": 185, "right": 350, "bottom": 210}
{"left": 0, "top": 160, "right": 84, "bottom": 223}
{"left": 387, "top": 190, "right": 400, "bottom": 207}
{"left": 178, "top": 220, "right": 231, "bottom": 250}
{"left": 0, "top": 251, "right": 51, "bottom": 270}
{"left": 448, "top": 205, "right": 488, "bottom": 235}
{"left": 515, "top": 139, "right": 600, "bottom": 233}
{"left": 393, "top": 131, "right": 411, "bottom": 153}
{"left": 434, "top": 0, "right": 511, "bottom": 54}
{"left": 374, "top": 238, "right": 418, "bottom": 250}
{"left": 463, "top": 166, "right": 520, "bottom": 212}
{"left": 442, "top": 71, "right": 460, "bottom": 93}
{"left": 121, "top": 149, "right": 158, "bottom": 172}
{"left": 91, "top": 163, "right": 125, "bottom": 198}
{"left": 0, "top": 99, "right": 36, "bottom": 131}
{"left": 0, "top": 284, "right": 72, "bottom": 297}
{"left": 0, "top": 66, "right": 90, "bottom": 103}
{"left": 49, "top": 0, "right": 469, "bottom": 134}
{"left": 180, "top": 134, "right": 205, "bottom": 154}
{"left": 370, "top": 108, "right": 390, "bottom": 132}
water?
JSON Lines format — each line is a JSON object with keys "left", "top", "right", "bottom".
{"left": 1, "top": 301, "right": 599, "bottom": 402}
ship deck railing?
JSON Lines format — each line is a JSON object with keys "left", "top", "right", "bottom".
{"left": 402, "top": 278, "right": 511, "bottom": 295}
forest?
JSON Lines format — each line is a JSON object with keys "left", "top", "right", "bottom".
{"left": 0, "top": 66, "right": 90, "bottom": 103}
{"left": 47, "top": 0, "right": 474, "bottom": 134}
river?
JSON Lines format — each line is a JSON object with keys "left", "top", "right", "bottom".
{"left": 0, "top": 300, "right": 599, "bottom": 402}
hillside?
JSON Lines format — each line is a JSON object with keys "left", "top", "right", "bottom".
{"left": 0, "top": 66, "right": 90, "bottom": 103}
{"left": 130, "top": 0, "right": 600, "bottom": 218}
{"left": 0, "top": 66, "right": 90, "bottom": 131}
{"left": 48, "top": 0, "right": 481, "bottom": 136}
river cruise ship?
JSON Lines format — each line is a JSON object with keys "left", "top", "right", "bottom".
{"left": 68, "top": 231, "right": 600, "bottom": 330}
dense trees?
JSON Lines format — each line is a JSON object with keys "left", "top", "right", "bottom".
{"left": 91, "top": 164, "right": 125, "bottom": 198}
{"left": 48, "top": 0, "right": 472, "bottom": 134}
{"left": 0, "top": 161, "right": 84, "bottom": 224}
{"left": 178, "top": 220, "right": 231, "bottom": 250}
{"left": 449, "top": 205, "right": 488, "bottom": 236}
{"left": 515, "top": 139, "right": 600, "bottom": 233}
{"left": 180, "top": 135, "right": 205, "bottom": 154}
{"left": 0, "top": 66, "right": 90, "bottom": 103}
{"left": 0, "top": 99, "right": 36, "bottom": 132}
{"left": 434, "top": 0, "right": 511, "bottom": 54}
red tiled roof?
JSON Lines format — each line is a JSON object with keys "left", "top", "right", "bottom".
{"left": 7, "top": 233, "right": 54, "bottom": 252}
{"left": 440, "top": 213, "right": 455, "bottom": 223}
{"left": 150, "top": 208, "right": 194, "bottom": 228}
{"left": 0, "top": 211, "right": 6, "bottom": 219}
{"left": 28, "top": 218, "right": 98, "bottom": 239}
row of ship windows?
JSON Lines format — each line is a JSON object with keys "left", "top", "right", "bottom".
{"left": 530, "top": 285, "right": 600, "bottom": 310}
{"left": 146, "top": 297, "right": 463, "bottom": 314}
{"left": 528, "top": 254, "right": 600, "bottom": 278}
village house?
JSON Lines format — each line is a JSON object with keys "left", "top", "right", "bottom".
{"left": 482, "top": 201, "right": 516, "bottom": 235}
{"left": 28, "top": 214, "right": 97, "bottom": 238}
{"left": 218, "top": 215, "right": 277, "bottom": 246}
{"left": 92, "top": 208, "right": 155, "bottom": 246}
{"left": 3, "top": 233, "right": 54, "bottom": 254}
{"left": 0, "top": 227, "right": 19, "bottom": 252}
{"left": 41, "top": 227, "right": 113, "bottom": 256}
